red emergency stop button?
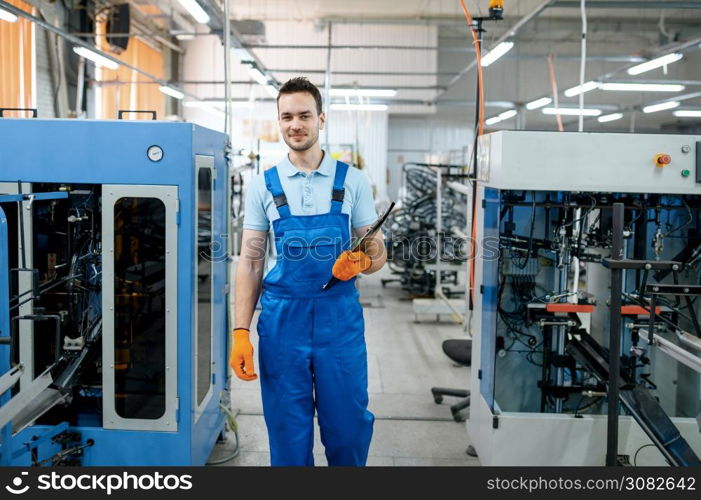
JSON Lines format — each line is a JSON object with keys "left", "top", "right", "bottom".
{"left": 654, "top": 153, "right": 672, "bottom": 167}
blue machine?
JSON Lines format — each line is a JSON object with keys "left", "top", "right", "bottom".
{"left": 0, "top": 118, "right": 230, "bottom": 465}
{"left": 469, "top": 131, "right": 701, "bottom": 465}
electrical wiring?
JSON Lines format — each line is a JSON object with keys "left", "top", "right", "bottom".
{"left": 633, "top": 443, "right": 656, "bottom": 466}
{"left": 662, "top": 196, "right": 693, "bottom": 238}
{"left": 547, "top": 54, "right": 564, "bottom": 132}
{"left": 459, "top": 0, "right": 485, "bottom": 137}
{"left": 515, "top": 194, "right": 537, "bottom": 269}
{"left": 458, "top": 0, "right": 489, "bottom": 310}
{"left": 206, "top": 404, "right": 241, "bottom": 465}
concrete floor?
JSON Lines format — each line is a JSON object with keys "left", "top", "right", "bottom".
{"left": 211, "top": 267, "right": 479, "bottom": 466}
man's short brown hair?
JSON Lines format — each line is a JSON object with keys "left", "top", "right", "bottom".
{"left": 277, "top": 77, "right": 323, "bottom": 115}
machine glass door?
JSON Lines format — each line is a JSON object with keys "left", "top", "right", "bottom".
{"left": 102, "top": 185, "right": 178, "bottom": 431}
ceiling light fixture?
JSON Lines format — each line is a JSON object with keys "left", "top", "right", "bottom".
{"left": 642, "top": 101, "right": 680, "bottom": 113}
{"left": 330, "top": 88, "right": 397, "bottom": 97}
{"left": 177, "top": 0, "right": 210, "bottom": 24}
{"left": 0, "top": 7, "right": 18, "bottom": 22}
{"left": 234, "top": 48, "right": 254, "bottom": 63}
{"left": 485, "top": 109, "right": 517, "bottom": 125}
{"left": 525, "top": 97, "right": 552, "bottom": 110}
{"left": 159, "top": 86, "right": 185, "bottom": 99}
{"left": 627, "top": 53, "right": 683, "bottom": 76}
{"left": 73, "top": 46, "right": 119, "bottom": 70}
{"left": 480, "top": 41, "right": 514, "bottom": 67}
{"left": 184, "top": 101, "right": 254, "bottom": 109}
{"left": 599, "top": 83, "right": 685, "bottom": 92}
{"left": 330, "top": 104, "right": 388, "bottom": 111}
{"left": 564, "top": 81, "right": 599, "bottom": 97}
{"left": 674, "top": 110, "right": 701, "bottom": 118}
{"left": 597, "top": 113, "right": 624, "bottom": 123}
{"left": 246, "top": 65, "right": 269, "bottom": 85}
{"left": 542, "top": 107, "right": 602, "bottom": 116}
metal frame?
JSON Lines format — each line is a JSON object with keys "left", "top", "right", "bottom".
{"left": 0, "top": 183, "right": 34, "bottom": 393}
{"left": 102, "top": 185, "right": 179, "bottom": 432}
{"left": 194, "top": 156, "right": 215, "bottom": 422}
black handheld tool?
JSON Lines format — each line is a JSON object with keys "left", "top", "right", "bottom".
{"left": 322, "top": 201, "right": 396, "bottom": 291}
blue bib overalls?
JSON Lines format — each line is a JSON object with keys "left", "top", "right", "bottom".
{"left": 257, "top": 161, "right": 374, "bottom": 466}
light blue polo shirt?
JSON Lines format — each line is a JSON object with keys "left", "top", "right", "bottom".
{"left": 243, "top": 151, "right": 378, "bottom": 233}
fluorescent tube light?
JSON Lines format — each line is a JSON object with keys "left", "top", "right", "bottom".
{"left": 498, "top": 109, "right": 517, "bottom": 120}
{"left": 247, "top": 65, "right": 269, "bottom": 85}
{"left": 330, "top": 88, "right": 397, "bottom": 97}
{"left": 542, "top": 107, "right": 602, "bottom": 116}
{"left": 159, "top": 86, "right": 185, "bottom": 99}
{"left": 599, "top": 83, "right": 685, "bottom": 92}
{"left": 480, "top": 41, "right": 514, "bottom": 67}
{"left": 177, "top": 0, "right": 210, "bottom": 24}
{"left": 674, "top": 110, "right": 701, "bottom": 118}
{"left": 486, "top": 109, "right": 517, "bottom": 125}
{"left": 564, "top": 81, "right": 599, "bottom": 97}
{"left": 627, "top": 53, "right": 683, "bottom": 76}
{"left": 330, "top": 104, "right": 388, "bottom": 111}
{"left": 526, "top": 97, "right": 552, "bottom": 110}
{"left": 234, "top": 48, "right": 255, "bottom": 63}
{"left": 265, "top": 85, "right": 279, "bottom": 97}
{"left": 184, "top": 101, "right": 253, "bottom": 109}
{"left": 0, "top": 7, "right": 18, "bottom": 22}
{"left": 597, "top": 113, "right": 624, "bottom": 123}
{"left": 73, "top": 46, "right": 119, "bottom": 70}
{"left": 642, "top": 101, "right": 680, "bottom": 113}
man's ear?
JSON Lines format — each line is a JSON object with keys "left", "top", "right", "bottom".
{"left": 319, "top": 111, "right": 326, "bottom": 130}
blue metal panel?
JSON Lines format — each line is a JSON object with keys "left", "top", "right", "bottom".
{"left": 480, "top": 187, "right": 500, "bottom": 409}
{"left": 0, "top": 119, "right": 228, "bottom": 465}
{"left": 0, "top": 119, "right": 193, "bottom": 186}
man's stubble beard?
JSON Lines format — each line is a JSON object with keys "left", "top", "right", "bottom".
{"left": 284, "top": 127, "right": 320, "bottom": 152}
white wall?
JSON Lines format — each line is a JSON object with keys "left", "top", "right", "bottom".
{"left": 387, "top": 116, "right": 474, "bottom": 201}
{"left": 181, "top": 29, "right": 391, "bottom": 204}
{"left": 326, "top": 109, "right": 388, "bottom": 203}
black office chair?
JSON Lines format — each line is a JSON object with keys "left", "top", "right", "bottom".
{"left": 431, "top": 339, "right": 471, "bottom": 422}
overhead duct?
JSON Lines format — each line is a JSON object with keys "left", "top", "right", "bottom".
{"left": 231, "top": 19, "right": 266, "bottom": 44}
{"left": 106, "top": 3, "right": 130, "bottom": 54}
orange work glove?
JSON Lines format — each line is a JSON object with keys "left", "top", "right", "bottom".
{"left": 229, "top": 328, "right": 258, "bottom": 381}
{"left": 332, "top": 250, "right": 372, "bottom": 281}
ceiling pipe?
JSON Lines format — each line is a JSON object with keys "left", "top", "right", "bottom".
{"left": 0, "top": 0, "right": 196, "bottom": 99}
{"left": 433, "top": 0, "right": 557, "bottom": 103}
{"left": 196, "top": 0, "right": 279, "bottom": 87}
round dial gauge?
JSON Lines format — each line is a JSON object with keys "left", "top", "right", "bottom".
{"left": 147, "top": 145, "right": 164, "bottom": 162}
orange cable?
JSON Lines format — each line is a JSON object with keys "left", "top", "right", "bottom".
{"left": 458, "top": 0, "right": 485, "bottom": 308}
{"left": 459, "top": 0, "right": 485, "bottom": 136}
{"left": 547, "top": 53, "right": 564, "bottom": 132}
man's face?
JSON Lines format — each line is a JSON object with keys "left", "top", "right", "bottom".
{"left": 278, "top": 92, "right": 325, "bottom": 152}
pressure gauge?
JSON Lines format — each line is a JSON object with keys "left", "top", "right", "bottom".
{"left": 147, "top": 145, "right": 164, "bottom": 162}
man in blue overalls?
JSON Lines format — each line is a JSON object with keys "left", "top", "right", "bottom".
{"left": 230, "top": 77, "right": 387, "bottom": 466}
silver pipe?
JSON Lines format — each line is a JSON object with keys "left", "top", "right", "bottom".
{"left": 75, "top": 56, "right": 85, "bottom": 117}
{"left": 223, "top": 0, "right": 231, "bottom": 137}
{"left": 324, "top": 22, "right": 332, "bottom": 151}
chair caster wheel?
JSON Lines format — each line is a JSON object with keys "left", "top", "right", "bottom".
{"left": 433, "top": 395, "right": 443, "bottom": 404}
